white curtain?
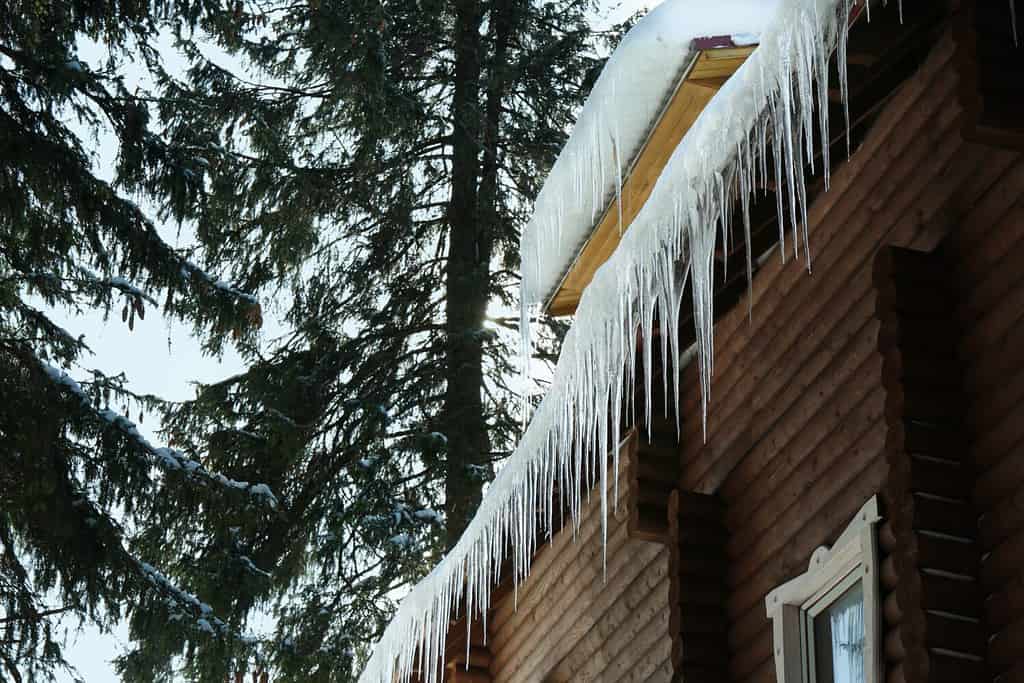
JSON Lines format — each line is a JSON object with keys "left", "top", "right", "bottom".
{"left": 827, "top": 585, "right": 865, "bottom": 683}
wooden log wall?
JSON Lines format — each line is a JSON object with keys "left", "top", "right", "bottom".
{"left": 670, "top": 28, "right": 1024, "bottom": 683}
{"left": 486, "top": 433, "right": 676, "bottom": 683}
{"left": 875, "top": 246, "right": 988, "bottom": 683}
{"left": 945, "top": 103, "right": 1024, "bottom": 682}
{"left": 667, "top": 490, "right": 732, "bottom": 682}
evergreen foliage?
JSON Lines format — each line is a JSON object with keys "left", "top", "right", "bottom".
{"left": 1, "top": 0, "right": 631, "bottom": 680}
{"left": 0, "top": 2, "right": 273, "bottom": 681}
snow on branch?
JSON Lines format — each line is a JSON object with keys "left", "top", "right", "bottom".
{"left": 179, "top": 259, "right": 259, "bottom": 305}
{"left": 359, "top": 0, "right": 861, "bottom": 681}
{"left": 39, "top": 361, "right": 280, "bottom": 509}
{"left": 72, "top": 490, "right": 241, "bottom": 639}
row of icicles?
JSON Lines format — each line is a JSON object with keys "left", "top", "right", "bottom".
{"left": 353, "top": 1, "right": 939, "bottom": 682}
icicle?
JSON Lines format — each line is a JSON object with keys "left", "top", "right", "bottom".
{"left": 359, "top": 2, "right": 857, "bottom": 681}
{"left": 838, "top": 0, "right": 853, "bottom": 157}
{"left": 1013, "top": 0, "right": 1020, "bottom": 47}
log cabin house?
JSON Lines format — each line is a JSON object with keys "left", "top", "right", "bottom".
{"left": 363, "top": 1, "right": 1024, "bottom": 682}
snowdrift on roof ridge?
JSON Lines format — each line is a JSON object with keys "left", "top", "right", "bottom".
{"left": 520, "top": 0, "right": 781, "bottom": 308}
{"left": 359, "top": 1, "right": 856, "bottom": 681}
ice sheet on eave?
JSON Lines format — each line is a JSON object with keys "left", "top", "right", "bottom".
{"left": 520, "top": 0, "right": 782, "bottom": 308}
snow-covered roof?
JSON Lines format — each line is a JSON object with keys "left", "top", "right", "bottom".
{"left": 359, "top": 0, "right": 855, "bottom": 681}
{"left": 520, "top": 0, "right": 782, "bottom": 309}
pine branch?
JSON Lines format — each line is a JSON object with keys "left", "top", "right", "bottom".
{"left": 34, "top": 356, "right": 282, "bottom": 511}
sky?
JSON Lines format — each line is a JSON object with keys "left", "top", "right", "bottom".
{"left": 50, "top": 0, "right": 655, "bottom": 680}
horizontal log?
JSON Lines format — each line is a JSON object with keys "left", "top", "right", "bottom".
{"left": 489, "top": 456, "right": 630, "bottom": 633}
{"left": 728, "top": 429, "right": 887, "bottom": 592}
{"left": 641, "top": 658, "right": 674, "bottom": 683}
{"left": 921, "top": 610, "right": 988, "bottom": 659}
{"left": 873, "top": 245, "right": 951, "bottom": 287}
{"left": 881, "top": 347, "right": 964, "bottom": 393}
{"left": 972, "top": 403, "right": 1024, "bottom": 475}
{"left": 888, "top": 455, "right": 972, "bottom": 502}
{"left": 880, "top": 520, "right": 898, "bottom": 552}
{"left": 447, "top": 666, "right": 491, "bottom": 683}
{"left": 884, "top": 385, "right": 965, "bottom": 425}
{"left": 448, "top": 647, "right": 492, "bottom": 670}
{"left": 725, "top": 369, "right": 885, "bottom": 546}
{"left": 915, "top": 532, "right": 980, "bottom": 579}
{"left": 885, "top": 419, "right": 969, "bottom": 460}
{"left": 678, "top": 576, "right": 729, "bottom": 608}
{"left": 975, "top": 439, "right": 1024, "bottom": 510}
{"left": 948, "top": 157, "right": 1024, "bottom": 270}
{"left": 729, "top": 626, "right": 772, "bottom": 680}
{"left": 921, "top": 649, "right": 987, "bottom": 683}
{"left": 727, "top": 456, "right": 887, "bottom": 623}
{"left": 885, "top": 625, "right": 906, "bottom": 661}
{"left": 675, "top": 490, "right": 725, "bottom": 522}
{"left": 546, "top": 576, "right": 670, "bottom": 683}
{"left": 631, "top": 502, "right": 670, "bottom": 542}
{"left": 594, "top": 608, "right": 671, "bottom": 683}
{"left": 988, "top": 615, "right": 1024, "bottom": 675}
{"left": 981, "top": 526, "right": 1024, "bottom": 590}
{"left": 722, "top": 354, "right": 884, "bottom": 526}
{"left": 918, "top": 572, "right": 984, "bottom": 619}
{"left": 676, "top": 605, "right": 730, "bottom": 637}
{"left": 497, "top": 545, "right": 665, "bottom": 682}
{"left": 885, "top": 589, "right": 904, "bottom": 625}
{"left": 674, "top": 545, "right": 727, "bottom": 577}
{"left": 887, "top": 663, "right": 907, "bottom": 683}
{"left": 675, "top": 663, "right": 731, "bottom": 683}
{"left": 967, "top": 364, "right": 1024, "bottom": 440}
{"left": 954, "top": 206, "right": 1024, "bottom": 325}
{"left": 678, "top": 37, "right": 959, "bottom": 425}
{"left": 634, "top": 479, "right": 676, "bottom": 506}
{"left": 637, "top": 458, "right": 681, "bottom": 486}
{"left": 679, "top": 632, "right": 730, "bottom": 664}
{"left": 489, "top": 516, "right": 632, "bottom": 658}
{"left": 960, "top": 276, "right": 1024, "bottom": 364}
{"left": 961, "top": 309, "right": 1024, "bottom": 400}
{"left": 986, "top": 575, "right": 1024, "bottom": 631}
{"left": 906, "top": 494, "right": 978, "bottom": 540}
{"left": 882, "top": 554, "right": 900, "bottom": 589}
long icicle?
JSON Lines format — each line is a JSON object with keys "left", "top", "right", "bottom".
{"left": 358, "top": 1, "right": 855, "bottom": 680}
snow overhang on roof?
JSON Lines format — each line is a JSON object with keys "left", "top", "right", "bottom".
{"left": 520, "top": 0, "right": 782, "bottom": 313}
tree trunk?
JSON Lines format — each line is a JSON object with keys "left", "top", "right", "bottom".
{"left": 444, "top": 0, "right": 490, "bottom": 549}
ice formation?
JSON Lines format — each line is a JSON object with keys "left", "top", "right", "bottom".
{"left": 519, "top": 0, "right": 781, "bottom": 309}
{"left": 1013, "top": 0, "right": 1019, "bottom": 47}
{"left": 358, "top": 1, "right": 864, "bottom": 681}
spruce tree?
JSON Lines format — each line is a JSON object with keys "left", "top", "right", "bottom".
{"left": 0, "top": 2, "right": 275, "bottom": 682}
{"left": 132, "top": 0, "right": 619, "bottom": 680}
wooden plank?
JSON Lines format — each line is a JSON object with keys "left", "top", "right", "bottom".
{"left": 677, "top": 33, "right": 959, "bottom": 426}
{"left": 682, "top": 75, "right": 965, "bottom": 489}
{"left": 497, "top": 545, "right": 666, "bottom": 683}
{"left": 549, "top": 578, "right": 670, "bottom": 683}
{"left": 488, "top": 452, "right": 630, "bottom": 633}
{"left": 547, "top": 47, "right": 755, "bottom": 316}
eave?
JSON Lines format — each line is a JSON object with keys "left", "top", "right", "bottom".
{"left": 545, "top": 40, "right": 757, "bottom": 317}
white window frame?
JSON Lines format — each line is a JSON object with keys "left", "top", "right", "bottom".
{"left": 764, "top": 496, "right": 883, "bottom": 683}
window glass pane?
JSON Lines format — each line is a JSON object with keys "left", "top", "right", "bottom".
{"left": 813, "top": 582, "right": 865, "bottom": 683}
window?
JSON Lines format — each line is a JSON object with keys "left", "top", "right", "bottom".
{"left": 765, "top": 497, "right": 882, "bottom": 683}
